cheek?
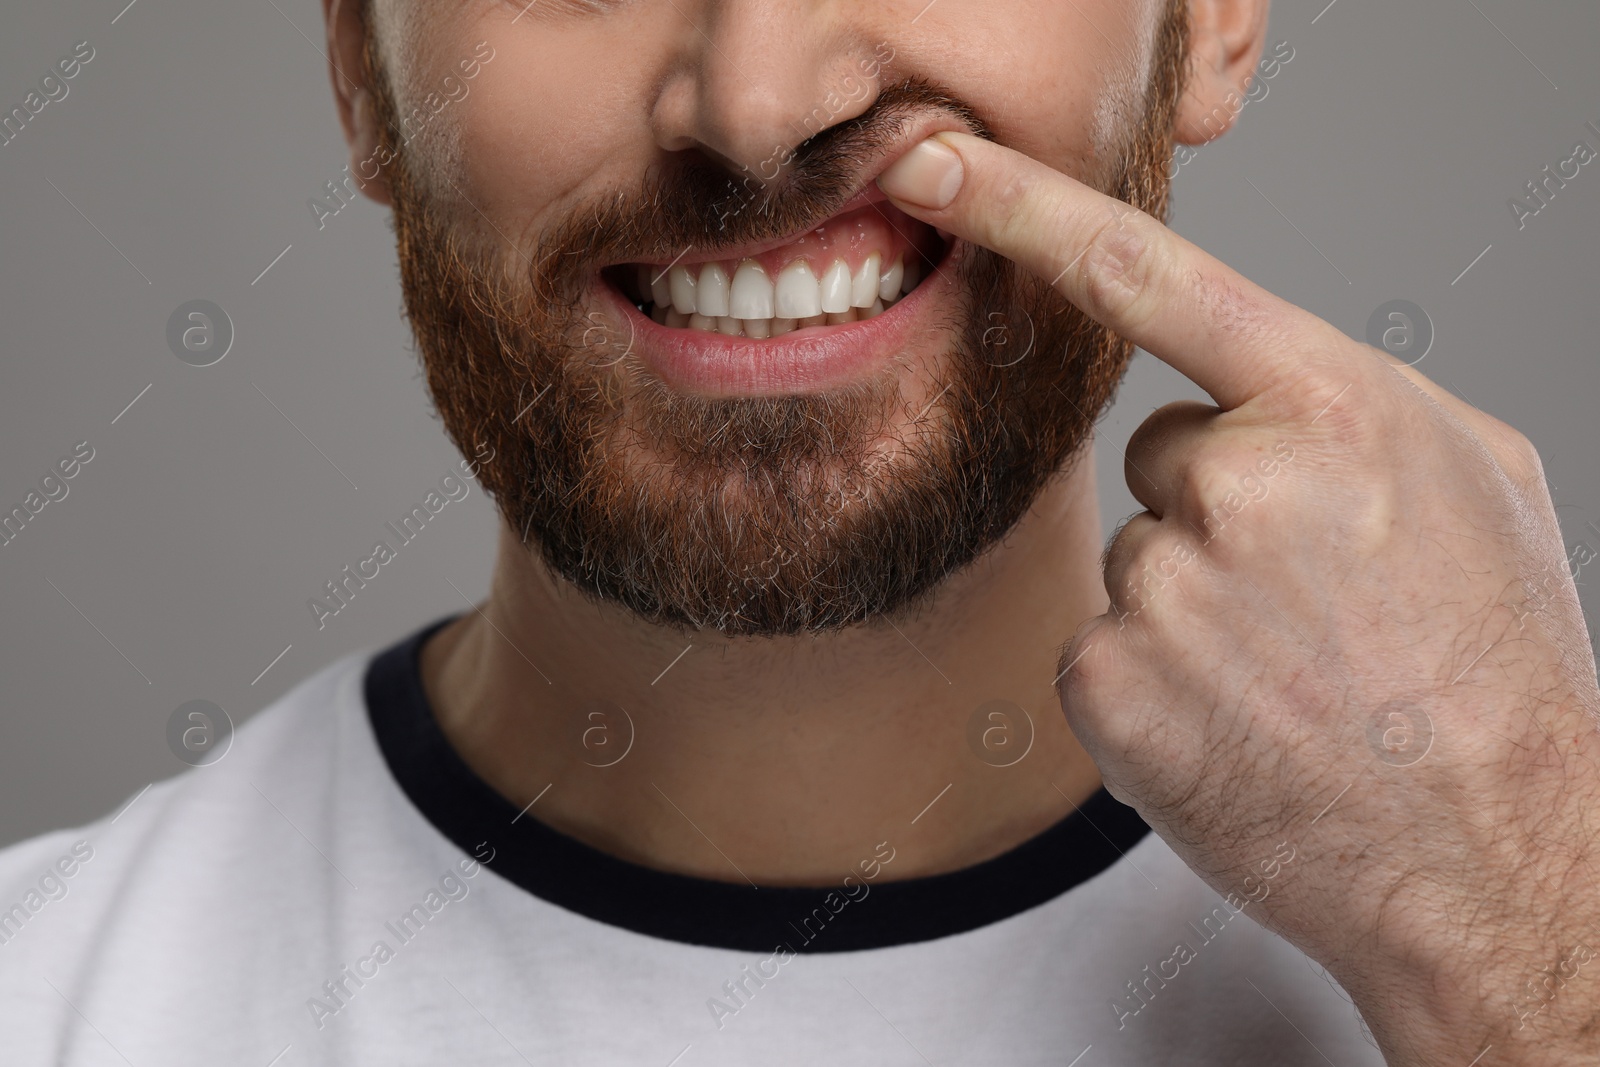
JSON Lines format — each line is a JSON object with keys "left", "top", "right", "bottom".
{"left": 1085, "top": 2, "right": 1166, "bottom": 179}
{"left": 396, "top": 16, "right": 656, "bottom": 231}
{"left": 923, "top": 0, "right": 1161, "bottom": 187}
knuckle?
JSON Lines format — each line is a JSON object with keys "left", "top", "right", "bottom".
{"left": 1077, "top": 206, "right": 1162, "bottom": 326}
{"left": 1282, "top": 355, "right": 1350, "bottom": 407}
{"left": 1341, "top": 479, "right": 1407, "bottom": 558}
{"left": 1106, "top": 525, "right": 1201, "bottom": 621}
{"left": 1126, "top": 400, "right": 1215, "bottom": 464}
{"left": 989, "top": 169, "right": 1044, "bottom": 254}
{"left": 1100, "top": 512, "right": 1143, "bottom": 583}
{"left": 988, "top": 165, "right": 1031, "bottom": 211}
{"left": 1487, "top": 420, "right": 1542, "bottom": 476}
{"left": 1277, "top": 361, "right": 1390, "bottom": 447}
{"left": 1123, "top": 526, "right": 1180, "bottom": 576}
{"left": 1182, "top": 441, "right": 1304, "bottom": 562}
{"left": 1055, "top": 618, "right": 1117, "bottom": 712}
{"left": 1182, "top": 450, "right": 1247, "bottom": 514}
{"left": 1181, "top": 446, "right": 1272, "bottom": 521}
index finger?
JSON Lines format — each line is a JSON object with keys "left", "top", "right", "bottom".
{"left": 876, "top": 131, "right": 1350, "bottom": 411}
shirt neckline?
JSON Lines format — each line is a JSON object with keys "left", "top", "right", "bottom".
{"left": 364, "top": 614, "right": 1151, "bottom": 953}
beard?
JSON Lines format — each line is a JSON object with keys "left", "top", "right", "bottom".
{"left": 360, "top": 6, "right": 1189, "bottom": 637}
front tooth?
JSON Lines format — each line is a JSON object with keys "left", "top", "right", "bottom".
{"left": 650, "top": 303, "right": 669, "bottom": 324}
{"left": 774, "top": 260, "right": 822, "bottom": 319}
{"left": 715, "top": 316, "right": 744, "bottom": 337}
{"left": 797, "top": 314, "right": 827, "bottom": 330}
{"left": 851, "top": 253, "right": 880, "bottom": 308}
{"left": 665, "top": 308, "right": 689, "bottom": 328}
{"left": 743, "top": 317, "right": 771, "bottom": 339}
{"left": 698, "top": 263, "right": 730, "bottom": 317}
{"left": 688, "top": 313, "right": 716, "bottom": 331}
{"left": 819, "top": 260, "right": 852, "bottom": 314}
{"left": 771, "top": 318, "right": 798, "bottom": 336}
{"left": 729, "top": 260, "right": 774, "bottom": 319}
{"left": 878, "top": 257, "right": 904, "bottom": 302}
{"left": 669, "top": 266, "right": 698, "bottom": 315}
{"left": 861, "top": 298, "right": 885, "bottom": 319}
{"left": 901, "top": 257, "right": 921, "bottom": 294}
{"left": 825, "top": 309, "right": 856, "bottom": 325}
{"left": 649, "top": 268, "right": 672, "bottom": 309}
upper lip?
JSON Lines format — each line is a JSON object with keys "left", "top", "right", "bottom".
{"left": 611, "top": 112, "right": 975, "bottom": 270}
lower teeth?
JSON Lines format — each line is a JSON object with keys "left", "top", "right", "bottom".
{"left": 647, "top": 295, "right": 892, "bottom": 335}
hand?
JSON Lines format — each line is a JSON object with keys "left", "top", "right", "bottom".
{"left": 879, "top": 131, "right": 1600, "bottom": 1066}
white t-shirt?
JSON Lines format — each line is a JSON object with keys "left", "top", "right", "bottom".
{"left": 0, "top": 617, "right": 1385, "bottom": 1066}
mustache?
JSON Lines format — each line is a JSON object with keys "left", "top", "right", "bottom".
{"left": 532, "top": 78, "right": 990, "bottom": 291}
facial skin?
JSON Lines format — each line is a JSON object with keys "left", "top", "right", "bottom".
{"left": 322, "top": 0, "right": 1270, "bottom": 884}
{"left": 330, "top": 0, "right": 1234, "bottom": 638}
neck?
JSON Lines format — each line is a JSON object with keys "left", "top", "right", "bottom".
{"left": 420, "top": 450, "right": 1110, "bottom": 886}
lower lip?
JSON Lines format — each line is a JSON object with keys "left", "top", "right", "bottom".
{"left": 597, "top": 241, "right": 960, "bottom": 398}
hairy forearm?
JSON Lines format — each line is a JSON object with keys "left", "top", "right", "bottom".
{"left": 1347, "top": 710, "right": 1600, "bottom": 1067}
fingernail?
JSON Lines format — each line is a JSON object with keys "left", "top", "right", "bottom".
{"left": 877, "top": 136, "right": 964, "bottom": 210}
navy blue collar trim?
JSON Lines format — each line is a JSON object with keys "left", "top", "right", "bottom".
{"left": 365, "top": 615, "right": 1151, "bottom": 953}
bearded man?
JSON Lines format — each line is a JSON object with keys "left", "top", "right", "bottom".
{"left": 2, "top": 1, "right": 1596, "bottom": 1065}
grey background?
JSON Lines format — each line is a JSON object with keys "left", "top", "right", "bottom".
{"left": 2, "top": 0, "right": 1596, "bottom": 847}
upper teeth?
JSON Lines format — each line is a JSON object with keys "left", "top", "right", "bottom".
{"left": 638, "top": 254, "right": 923, "bottom": 333}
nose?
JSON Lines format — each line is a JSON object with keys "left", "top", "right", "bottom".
{"left": 651, "top": 2, "right": 885, "bottom": 179}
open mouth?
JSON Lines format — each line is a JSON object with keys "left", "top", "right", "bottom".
{"left": 601, "top": 200, "right": 949, "bottom": 340}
